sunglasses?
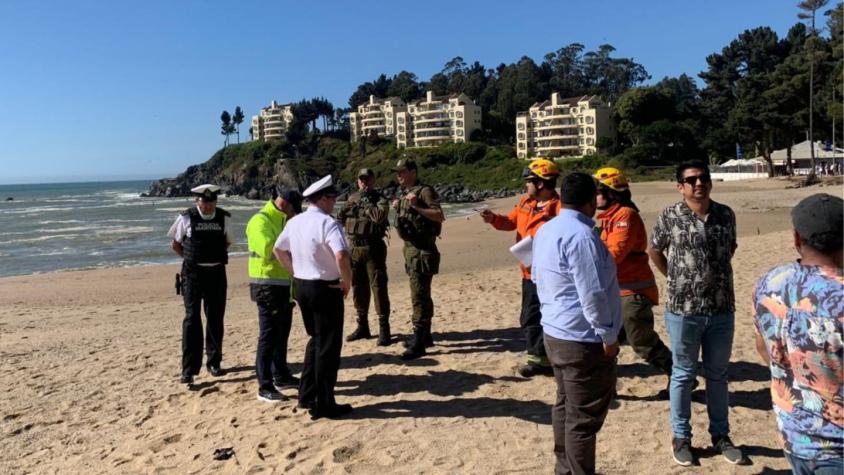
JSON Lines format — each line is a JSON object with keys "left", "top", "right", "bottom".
{"left": 680, "top": 174, "right": 711, "bottom": 186}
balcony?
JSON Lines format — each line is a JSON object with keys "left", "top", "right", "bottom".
{"left": 413, "top": 122, "right": 450, "bottom": 132}
{"left": 414, "top": 114, "right": 449, "bottom": 123}
{"left": 536, "top": 132, "right": 578, "bottom": 141}
{"left": 362, "top": 124, "right": 386, "bottom": 131}
{"left": 361, "top": 116, "right": 384, "bottom": 124}
{"left": 364, "top": 109, "right": 382, "bottom": 116}
{"left": 535, "top": 144, "right": 580, "bottom": 152}
{"left": 414, "top": 107, "right": 447, "bottom": 115}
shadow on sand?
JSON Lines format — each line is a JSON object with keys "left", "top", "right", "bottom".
{"left": 344, "top": 396, "right": 550, "bottom": 424}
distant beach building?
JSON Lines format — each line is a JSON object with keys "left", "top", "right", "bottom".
{"left": 515, "top": 93, "right": 615, "bottom": 159}
{"left": 396, "top": 91, "right": 482, "bottom": 148}
{"left": 349, "top": 95, "right": 407, "bottom": 142}
{"left": 251, "top": 100, "right": 294, "bottom": 141}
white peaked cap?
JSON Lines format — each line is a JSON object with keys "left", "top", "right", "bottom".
{"left": 302, "top": 175, "right": 334, "bottom": 198}
{"left": 190, "top": 184, "right": 221, "bottom": 194}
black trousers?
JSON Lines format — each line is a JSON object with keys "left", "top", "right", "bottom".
{"left": 544, "top": 335, "right": 617, "bottom": 475}
{"left": 181, "top": 263, "right": 227, "bottom": 376}
{"left": 294, "top": 278, "right": 344, "bottom": 410}
{"left": 520, "top": 278, "right": 548, "bottom": 364}
{"left": 251, "top": 284, "right": 294, "bottom": 391}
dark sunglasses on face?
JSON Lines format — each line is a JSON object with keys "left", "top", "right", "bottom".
{"left": 680, "top": 174, "right": 711, "bottom": 186}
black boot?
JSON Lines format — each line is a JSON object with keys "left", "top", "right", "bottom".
{"left": 377, "top": 316, "right": 391, "bottom": 346}
{"left": 400, "top": 329, "right": 426, "bottom": 360}
{"left": 423, "top": 324, "right": 434, "bottom": 348}
{"left": 346, "top": 317, "right": 372, "bottom": 342}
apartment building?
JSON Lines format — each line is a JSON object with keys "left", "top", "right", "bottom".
{"left": 515, "top": 93, "right": 614, "bottom": 159}
{"left": 251, "top": 100, "right": 295, "bottom": 141}
{"left": 395, "top": 91, "right": 482, "bottom": 148}
{"left": 349, "top": 96, "right": 406, "bottom": 141}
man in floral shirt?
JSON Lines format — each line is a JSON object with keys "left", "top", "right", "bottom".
{"left": 753, "top": 193, "right": 843, "bottom": 475}
{"left": 648, "top": 160, "right": 743, "bottom": 466}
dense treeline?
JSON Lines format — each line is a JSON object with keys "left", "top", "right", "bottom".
{"left": 341, "top": 2, "right": 843, "bottom": 174}
{"left": 348, "top": 44, "right": 649, "bottom": 144}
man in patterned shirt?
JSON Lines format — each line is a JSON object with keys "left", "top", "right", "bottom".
{"left": 648, "top": 160, "right": 744, "bottom": 466}
{"left": 752, "top": 193, "right": 843, "bottom": 474}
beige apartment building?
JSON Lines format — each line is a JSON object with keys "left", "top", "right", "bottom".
{"left": 395, "top": 91, "right": 482, "bottom": 148}
{"left": 515, "top": 93, "right": 614, "bottom": 159}
{"left": 349, "top": 96, "right": 406, "bottom": 141}
{"left": 251, "top": 100, "right": 294, "bottom": 141}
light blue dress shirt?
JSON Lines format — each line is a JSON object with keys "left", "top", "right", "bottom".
{"left": 532, "top": 209, "right": 622, "bottom": 344}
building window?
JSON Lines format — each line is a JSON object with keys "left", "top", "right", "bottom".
{"left": 586, "top": 137, "right": 594, "bottom": 145}
{"left": 398, "top": 117, "right": 405, "bottom": 124}
{"left": 456, "top": 120, "right": 463, "bottom": 127}
{"left": 456, "top": 111, "right": 463, "bottom": 118}
{"left": 518, "top": 133, "right": 525, "bottom": 140}
{"left": 580, "top": 127, "right": 585, "bottom": 134}
{"left": 457, "top": 129, "right": 464, "bottom": 136}
{"left": 398, "top": 134, "right": 405, "bottom": 139}
{"left": 518, "top": 142, "right": 525, "bottom": 149}
{"left": 531, "top": 112, "right": 537, "bottom": 118}
{"left": 579, "top": 137, "right": 585, "bottom": 144}
{"left": 586, "top": 127, "right": 593, "bottom": 134}
{"left": 586, "top": 116, "right": 593, "bottom": 124}
{"left": 517, "top": 123, "right": 525, "bottom": 131}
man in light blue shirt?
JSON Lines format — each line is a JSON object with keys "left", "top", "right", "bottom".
{"left": 532, "top": 172, "right": 621, "bottom": 475}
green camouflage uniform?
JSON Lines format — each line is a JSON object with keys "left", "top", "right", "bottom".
{"left": 395, "top": 183, "right": 442, "bottom": 339}
{"left": 337, "top": 188, "right": 391, "bottom": 329}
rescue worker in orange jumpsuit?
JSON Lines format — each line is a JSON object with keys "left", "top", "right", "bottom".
{"left": 480, "top": 159, "right": 561, "bottom": 377}
{"left": 594, "top": 167, "right": 674, "bottom": 389}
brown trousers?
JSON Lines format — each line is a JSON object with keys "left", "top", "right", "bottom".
{"left": 544, "top": 335, "right": 617, "bottom": 475}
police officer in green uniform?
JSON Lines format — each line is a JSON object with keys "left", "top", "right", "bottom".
{"left": 246, "top": 187, "right": 303, "bottom": 403}
{"left": 167, "top": 184, "right": 233, "bottom": 385}
{"left": 337, "top": 168, "right": 392, "bottom": 346}
{"left": 391, "top": 159, "right": 445, "bottom": 360}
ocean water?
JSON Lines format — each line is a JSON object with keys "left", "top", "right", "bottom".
{"left": 0, "top": 180, "right": 478, "bottom": 278}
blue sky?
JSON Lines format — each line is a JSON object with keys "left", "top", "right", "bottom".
{"left": 0, "top": 0, "right": 804, "bottom": 184}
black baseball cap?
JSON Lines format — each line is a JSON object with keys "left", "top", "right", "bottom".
{"left": 274, "top": 187, "right": 303, "bottom": 213}
{"left": 792, "top": 193, "right": 843, "bottom": 249}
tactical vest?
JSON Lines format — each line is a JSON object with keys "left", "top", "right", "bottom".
{"left": 341, "top": 190, "right": 388, "bottom": 241}
{"left": 182, "top": 207, "right": 229, "bottom": 265}
{"left": 396, "top": 184, "right": 441, "bottom": 245}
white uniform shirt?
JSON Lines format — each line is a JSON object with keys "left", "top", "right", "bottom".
{"left": 167, "top": 206, "right": 234, "bottom": 266}
{"left": 274, "top": 206, "right": 347, "bottom": 280}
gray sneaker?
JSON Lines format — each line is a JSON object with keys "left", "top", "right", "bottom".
{"left": 671, "top": 437, "right": 694, "bottom": 466}
{"left": 713, "top": 435, "right": 744, "bottom": 464}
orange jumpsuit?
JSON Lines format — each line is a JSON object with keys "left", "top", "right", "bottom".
{"left": 490, "top": 193, "right": 561, "bottom": 279}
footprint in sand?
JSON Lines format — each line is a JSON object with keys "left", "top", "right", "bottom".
{"left": 332, "top": 442, "right": 362, "bottom": 463}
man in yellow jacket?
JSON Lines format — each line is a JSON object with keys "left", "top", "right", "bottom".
{"left": 246, "top": 187, "right": 303, "bottom": 403}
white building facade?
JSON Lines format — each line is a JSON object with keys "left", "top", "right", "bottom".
{"left": 394, "top": 91, "right": 482, "bottom": 148}
{"left": 251, "top": 100, "right": 295, "bottom": 141}
{"left": 515, "top": 93, "right": 614, "bottom": 159}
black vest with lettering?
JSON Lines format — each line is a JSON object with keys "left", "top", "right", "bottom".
{"left": 182, "top": 207, "right": 230, "bottom": 265}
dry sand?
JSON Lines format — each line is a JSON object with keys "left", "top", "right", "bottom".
{"left": 1, "top": 178, "right": 840, "bottom": 474}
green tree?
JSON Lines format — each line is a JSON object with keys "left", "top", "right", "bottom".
{"left": 798, "top": 0, "right": 830, "bottom": 179}
{"left": 232, "top": 106, "right": 245, "bottom": 144}
{"left": 220, "top": 110, "right": 233, "bottom": 147}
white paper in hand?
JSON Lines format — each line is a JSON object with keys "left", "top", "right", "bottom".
{"left": 509, "top": 236, "right": 533, "bottom": 268}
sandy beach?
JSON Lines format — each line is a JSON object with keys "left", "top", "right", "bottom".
{"left": 1, "top": 178, "right": 839, "bottom": 474}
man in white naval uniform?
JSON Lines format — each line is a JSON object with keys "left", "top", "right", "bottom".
{"left": 274, "top": 175, "right": 354, "bottom": 419}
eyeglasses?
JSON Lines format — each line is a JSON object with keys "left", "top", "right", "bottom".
{"left": 680, "top": 174, "right": 711, "bottom": 186}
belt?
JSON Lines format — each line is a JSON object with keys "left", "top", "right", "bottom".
{"left": 619, "top": 279, "right": 656, "bottom": 291}
{"left": 294, "top": 278, "right": 340, "bottom": 286}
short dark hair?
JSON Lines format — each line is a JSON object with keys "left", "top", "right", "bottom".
{"left": 560, "top": 172, "right": 597, "bottom": 206}
{"left": 676, "top": 160, "right": 710, "bottom": 183}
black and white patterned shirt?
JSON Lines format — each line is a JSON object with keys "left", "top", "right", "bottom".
{"left": 651, "top": 200, "right": 737, "bottom": 316}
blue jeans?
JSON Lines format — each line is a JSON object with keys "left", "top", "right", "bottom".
{"left": 785, "top": 453, "right": 843, "bottom": 475}
{"left": 664, "top": 310, "right": 734, "bottom": 440}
